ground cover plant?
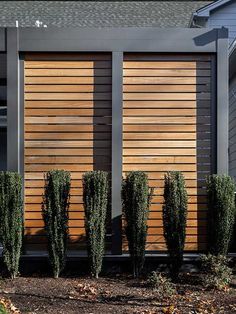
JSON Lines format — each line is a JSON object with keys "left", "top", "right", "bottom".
{"left": 200, "top": 254, "right": 233, "bottom": 290}
{"left": 147, "top": 271, "right": 176, "bottom": 298}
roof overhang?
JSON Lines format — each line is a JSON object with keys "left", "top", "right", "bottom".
{"left": 0, "top": 27, "right": 224, "bottom": 53}
{"left": 196, "top": 0, "right": 232, "bottom": 17}
{"left": 190, "top": 0, "right": 232, "bottom": 27}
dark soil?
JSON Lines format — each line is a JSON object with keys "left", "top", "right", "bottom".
{"left": 1, "top": 274, "right": 236, "bottom": 314}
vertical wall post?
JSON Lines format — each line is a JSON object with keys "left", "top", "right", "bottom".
{"left": 111, "top": 51, "right": 123, "bottom": 255}
{"left": 210, "top": 55, "right": 217, "bottom": 174}
{"left": 7, "top": 27, "right": 20, "bottom": 172}
{"left": 217, "top": 27, "right": 229, "bottom": 174}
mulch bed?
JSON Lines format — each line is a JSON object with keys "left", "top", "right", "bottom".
{"left": 0, "top": 274, "right": 236, "bottom": 314}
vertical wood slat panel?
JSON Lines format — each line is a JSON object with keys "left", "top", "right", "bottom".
{"left": 24, "top": 53, "right": 112, "bottom": 251}
{"left": 123, "top": 53, "right": 212, "bottom": 251}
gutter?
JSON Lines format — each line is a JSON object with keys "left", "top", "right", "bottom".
{"left": 188, "top": 12, "right": 208, "bottom": 29}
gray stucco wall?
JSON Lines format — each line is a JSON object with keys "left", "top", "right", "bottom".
{"left": 229, "top": 75, "right": 236, "bottom": 179}
{"left": 205, "top": 1, "right": 236, "bottom": 45}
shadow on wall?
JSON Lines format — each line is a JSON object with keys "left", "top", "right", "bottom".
{"left": 24, "top": 228, "right": 88, "bottom": 251}
{"left": 24, "top": 228, "right": 111, "bottom": 253}
{"left": 196, "top": 58, "right": 214, "bottom": 251}
{"left": 93, "top": 57, "right": 112, "bottom": 251}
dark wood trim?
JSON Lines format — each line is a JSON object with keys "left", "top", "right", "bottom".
{"left": 111, "top": 52, "right": 123, "bottom": 255}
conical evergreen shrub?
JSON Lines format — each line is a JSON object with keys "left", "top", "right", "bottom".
{"left": 162, "top": 171, "right": 188, "bottom": 280}
{"left": 0, "top": 171, "right": 23, "bottom": 279}
{"left": 42, "top": 170, "right": 71, "bottom": 278}
{"left": 206, "top": 174, "right": 235, "bottom": 255}
{"left": 122, "top": 171, "right": 153, "bottom": 278}
{"left": 83, "top": 170, "right": 108, "bottom": 278}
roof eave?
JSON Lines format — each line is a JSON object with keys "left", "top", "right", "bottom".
{"left": 189, "top": 13, "right": 208, "bottom": 28}
{"left": 195, "top": 0, "right": 232, "bottom": 17}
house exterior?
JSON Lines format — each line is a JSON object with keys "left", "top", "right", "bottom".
{"left": 0, "top": 1, "right": 231, "bottom": 255}
{"left": 0, "top": 0, "right": 213, "bottom": 174}
{"left": 229, "top": 44, "right": 236, "bottom": 180}
{"left": 191, "top": 0, "right": 236, "bottom": 45}
{"left": 191, "top": 0, "right": 236, "bottom": 181}
{"left": 0, "top": 26, "right": 228, "bottom": 254}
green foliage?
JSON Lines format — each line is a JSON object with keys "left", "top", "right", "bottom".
{"left": 162, "top": 171, "right": 188, "bottom": 280}
{"left": 147, "top": 271, "right": 176, "bottom": 298}
{"left": 83, "top": 171, "right": 108, "bottom": 278}
{"left": 206, "top": 174, "right": 236, "bottom": 256}
{"left": 0, "top": 304, "right": 8, "bottom": 314}
{"left": 42, "top": 170, "right": 70, "bottom": 278}
{"left": 200, "top": 254, "right": 232, "bottom": 290}
{"left": 122, "top": 171, "right": 153, "bottom": 278}
{"left": 0, "top": 172, "right": 23, "bottom": 279}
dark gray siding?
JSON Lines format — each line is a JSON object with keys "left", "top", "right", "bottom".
{"left": 229, "top": 75, "right": 236, "bottom": 179}
{"left": 0, "top": 128, "right": 6, "bottom": 170}
{"left": 206, "top": 1, "right": 236, "bottom": 45}
{"left": 0, "top": 54, "right": 6, "bottom": 106}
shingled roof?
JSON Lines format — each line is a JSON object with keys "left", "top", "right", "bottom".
{"left": 0, "top": 1, "right": 213, "bottom": 28}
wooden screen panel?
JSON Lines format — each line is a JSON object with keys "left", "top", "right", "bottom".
{"left": 24, "top": 53, "right": 112, "bottom": 251}
{"left": 123, "top": 53, "right": 213, "bottom": 252}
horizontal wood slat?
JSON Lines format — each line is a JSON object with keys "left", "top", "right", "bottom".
{"left": 25, "top": 141, "right": 111, "bottom": 148}
{"left": 25, "top": 148, "right": 110, "bottom": 156}
{"left": 25, "top": 68, "right": 112, "bottom": 77}
{"left": 123, "top": 69, "right": 210, "bottom": 77}
{"left": 25, "top": 171, "right": 201, "bottom": 180}
{"left": 24, "top": 186, "right": 206, "bottom": 198}
{"left": 124, "top": 77, "right": 210, "bottom": 84}
{"left": 24, "top": 210, "right": 207, "bottom": 221}
{"left": 25, "top": 116, "right": 112, "bottom": 124}
{"left": 24, "top": 53, "right": 112, "bottom": 250}
{"left": 24, "top": 133, "right": 111, "bottom": 140}
{"left": 123, "top": 100, "right": 210, "bottom": 109}
{"left": 25, "top": 124, "right": 111, "bottom": 132}
{"left": 123, "top": 53, "right": 213, "bottom": 252}
{"left": 25, "top": 61, "right": 111, "bottom": 69}
{"left": 124, "top": 108, "right": 197, "bottom": 116}
{"left": 25, "top": 108, "right": 112, "bottom": 116}
{"left": 25, "top": 77, "right": 112, "bottom": 84}
{"left": 123, "top": 61, "right": 211, "bottom": 69}
{"left": 123, "top": 54, "right": 211, "bottom": 61}
{"left": 25, "top": 93, "right": 112, "bottom": 101}
{"left": 24, "top": 52, "right": 112, "bottom": 61}
{"left": 25, "top": 85, "right": 112, "bottom": 93}
{"left": 123, "top": 85, "right": 210, "bottom": 93}
{"left": 25, "top": 100, "right": 111, "bottom": 109}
